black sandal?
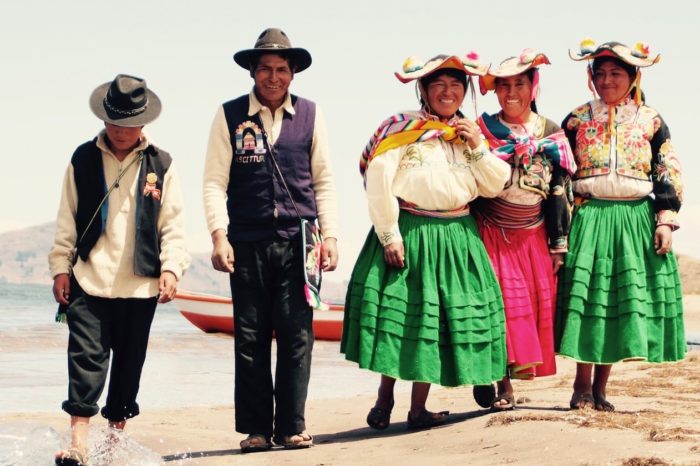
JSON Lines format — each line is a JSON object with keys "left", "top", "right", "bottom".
{"left": 472, "top": 384, "right": 496, "bottom": 409}
{"left": 490, "top": 393, "right": 515, "bottom": 411}
{"left": 366, "top": 399, "right": 394, "bottom": 430}
{"left": 406, "top": 409, "right": 449, "bottom": 430}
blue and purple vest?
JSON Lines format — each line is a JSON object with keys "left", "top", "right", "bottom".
{"left": 222, "top": 94, "right": 317, "bottom": 241}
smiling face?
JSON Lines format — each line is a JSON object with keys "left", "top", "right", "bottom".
{"left": 592, "top": 59, "right": 634, "bottom": 105}
{"left": 424, "top": 73, "right": 466, "bottom": 121}
{"left": 252, "top": 53, "right": 294, "bottom": 111}
{"left": 495, "top": 73, "right": 533, "bottom": 124}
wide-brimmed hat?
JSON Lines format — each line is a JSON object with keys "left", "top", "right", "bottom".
{"left": 569, "top": 39, "right": 660, "bottom": 67}
{"left": 89, "top": 74, "right": 161, "bottom": 127}
{"left": 233, "top": 28, "right": 312, "bottom": 72}
{"left": 479, "top": 49, "right": 550, "bottom": 94}
{"left": 394, "top": 52, "right": 488, "bottom": 83}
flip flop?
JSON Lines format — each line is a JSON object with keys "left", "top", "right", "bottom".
{"left": 490, "top": 393, "right": 515, "bottom": 411}
{"left": 593, "top": 393, "right": 615, "bottom": 412}
{"left": 569, "top": 392, "right": 595, "bottom": 410}
{"left": 366, "top": 399, "right": 394, "bottom": 430}
{"left": 55, "top": 448, "right": 88, "bottom": 466}
{"left": 240, "top": 434, "right": 273, "bottom": 453}
{"left": 473, "top": 384, "right": 497, "bottom": 409}
{"left": 406, "top": 410, "right": 450, "bottom": 430}
{"left": 273, "top": 432, "right": 313, "bottom": 449}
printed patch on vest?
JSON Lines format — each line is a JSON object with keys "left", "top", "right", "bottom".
{"left": 234, "top": 121, "right": 267, "bottom": 162}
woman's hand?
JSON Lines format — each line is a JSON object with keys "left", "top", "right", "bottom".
{"left": 654, "top": 225, "right": 673, "bottom": 255}
{"left": 454, "top": 118, "right": 481, "bottom": 150}
{"left": 383, "top": 242, "right": 405, "bottom": 268}
{"left": 551, "top": 252, "right": 565, "bottom": 275}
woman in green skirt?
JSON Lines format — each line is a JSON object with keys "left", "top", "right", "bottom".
{"left": 557, "top": 39, "right": 685, "bottom": 412}
{"left": 341, "top": 53, "right": 510, "bottom": 430}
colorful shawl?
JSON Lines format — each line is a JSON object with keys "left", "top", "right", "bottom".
{"left": 477, "top": 112, "right": 576, "bottom": 174}
{"left": 359, "top": 110, "right": 459, "bottom": 176}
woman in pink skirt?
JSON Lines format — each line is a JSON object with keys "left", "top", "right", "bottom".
{"left": 471, "top": 50, "right": 576, "bottom": 410}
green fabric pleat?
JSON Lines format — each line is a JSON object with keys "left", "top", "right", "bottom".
{"left": 555, "top": 198, "right": 685, "bottom": 364}
{"left": 340, "top": 212, "right": 506, "bottom": 386}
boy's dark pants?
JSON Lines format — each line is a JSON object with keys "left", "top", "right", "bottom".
{"left": 230, "top": 239, "right": 314, "bottom": 438}
{"left": 62, "top": 291, "right": 157, "bottom": 422}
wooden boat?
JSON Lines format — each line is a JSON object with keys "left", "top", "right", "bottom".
{"left": 174, "top": 290, "right": 344, "bottom": 341}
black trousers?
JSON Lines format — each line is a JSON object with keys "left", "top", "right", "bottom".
{"left": 230, "top": 239, "right": 314, "bottom": 438}
{"left": 62, "top": 291, "right": 157, "bottom": 422}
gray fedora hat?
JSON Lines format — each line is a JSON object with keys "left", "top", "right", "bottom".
{"left": 89, "top": 74, "right": 162, "bottom": 127}
{"left": 233, "top": 28, "right": 312, "bottom": 72}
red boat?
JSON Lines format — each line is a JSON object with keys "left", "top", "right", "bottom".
{"left": 174, "top": 290, "right": 345, "bottom": 341}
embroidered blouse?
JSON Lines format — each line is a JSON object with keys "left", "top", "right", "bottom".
{"left": 562, "top": 99, "right": 682, "bottom": 229}
{"left": 364, "top": 111, "right": 510, "bottom": 246}
{"left": 475, "top": 112, "right": 576, "bottom": 252}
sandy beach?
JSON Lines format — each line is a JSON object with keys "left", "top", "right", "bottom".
{"left": 2, "top": 296, "right": 700, "bottom": 465}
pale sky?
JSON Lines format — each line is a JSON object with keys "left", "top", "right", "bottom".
{"left": 2, "top": 0, "right": 698, "bottom": 281}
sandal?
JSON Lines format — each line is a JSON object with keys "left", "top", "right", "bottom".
{"left": 569, "top": 392, "right": 595, "bottom": 410}
{"left": 273, "top": 431, "right": 313, "bottom": 449}
{"left": 366, "top": 399, "right": 394, "bottom": 430}
{"left": 472, "top": 384, "right": 496, "bottom": 409}
{"left": 593, "top": 393, "right": 615, "bottom": 412}
{"left": 490, "top": 393, "right": 515, "bottom": 411}
{"left": 406, "top": 409, "right": 449, "bottom": 430}
{"left": 55, "top": 448, "right": 89, "bottom": 466}
{"left": 240, "top": 434, "right": 273, "bottom": 453}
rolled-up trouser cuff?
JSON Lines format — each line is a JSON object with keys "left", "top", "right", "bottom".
{"left": 100, "top": 403, "right": 140, "bottom": 422}
{"left": 62, "top": 400, "right": 100, "bottom": 418}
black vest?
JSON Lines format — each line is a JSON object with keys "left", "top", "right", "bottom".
{"left": 72, "top": 138, "right": 172, "bottom": 277}
{"left": 223, "top": 94, "right": 318, "bottom": 241}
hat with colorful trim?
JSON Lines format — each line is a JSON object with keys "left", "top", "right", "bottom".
{"left": 479, "top": 49, "right": 550, "bottom": 95}
{"left": 569, "top": 39, "right": 660, "bottom": 67}
{"left": 394, "top": 52, "right": 488, "bottom": 83}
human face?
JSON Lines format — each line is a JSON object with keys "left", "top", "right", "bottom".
{"left": 253, "top": 53, "right": 294, "bottom": 111}
{"left": 425, "top": 74, "right": 465, "bottom": 121}
{"left": 495, "top": 74, "right": 532, "bottom": 124}
{"left": 104, "top": 123, "right": 143, "bottom": 158}
{"left": 592, "top": 61, "right": 633, "bottom": 105}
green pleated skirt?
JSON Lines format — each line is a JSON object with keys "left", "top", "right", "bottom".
{"left": 555, "top": 198, "right": 685, "bottom": 364}
{"left": 340, "top": 211, "right": 507, "bottom": 387}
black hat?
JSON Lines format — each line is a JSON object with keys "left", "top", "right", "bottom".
{"left": 89, "top": 74, "right": 161, "bottom": 127}
{"left": 233, "top": 28, "right": 312, "bottom": 73}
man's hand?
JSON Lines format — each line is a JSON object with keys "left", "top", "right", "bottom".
{"left": 158, "top": 271, "right": 178, "bottom": 303}
{"left": 383, "top": 242, "right": 405, "bottom": 268}
{"left": 53, "top": 273, "right": 71, "bottom": 305}
{"left": 654, "top": 225, "right": 673, "bottom": 255}
{"left": 321, "top": 237, "right": 338, "bottom": 271}
{"left": 211, "top": 229, "right": 234, "bottom": 273}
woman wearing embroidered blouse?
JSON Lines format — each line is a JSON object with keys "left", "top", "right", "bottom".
{"left": 471, "top": 50, "right": 576, "bottom": 411}
{"left": 340, "top": 53, "right": 510, "bottom": 430}
{"left": 557, "top": 40, "right": 685, "bottom": 412}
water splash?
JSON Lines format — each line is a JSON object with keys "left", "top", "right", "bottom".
{"left": 65, "top": 425, "right": 164, "bottom": 466}
{"left": 0, "top": 423, "right": 60, "bottom": 466}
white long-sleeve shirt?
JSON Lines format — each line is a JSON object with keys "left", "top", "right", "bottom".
{"left": 48, "top": 130, "right": 191, "bottom": 298}
{"left": 365, "top": 137, "right": 510, "bottom": 246}
{"left": 203, "top": 90, "right": 339, "bottom": 239}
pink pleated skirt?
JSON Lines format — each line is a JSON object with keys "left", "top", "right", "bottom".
{"left": 477, "top": 220, "right": 556, "bottom": 379}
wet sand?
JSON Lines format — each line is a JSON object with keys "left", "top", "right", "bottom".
{"left": 2, "top": 296, "right": 700, "bottom": 465}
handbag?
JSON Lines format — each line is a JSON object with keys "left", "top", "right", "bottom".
{"left": 55, "top": 152, "right": 144, "bottom": 322}
{"left": 264, "top": 134, "right": 324, "bottom": 308}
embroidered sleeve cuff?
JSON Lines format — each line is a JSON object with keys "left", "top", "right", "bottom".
{"left": 657, "top": 210, "right": 680, "bottom": 231}
{"left": 549, "top": 237, "right": 568, "bottom": 253}
{"left": 375, "top": 225, "right": 403, "bottom": 247}
{"left": 464, "top": 142, "right": 487, "bottom": 163}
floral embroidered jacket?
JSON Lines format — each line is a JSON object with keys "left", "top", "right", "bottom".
{"left": 562, "top": 99, "right": 682, "bottom": 228}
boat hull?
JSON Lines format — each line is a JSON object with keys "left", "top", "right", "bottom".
{"left": 174, "top": 291, "right": 344, "bottom": 341}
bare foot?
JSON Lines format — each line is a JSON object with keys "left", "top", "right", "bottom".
{"left": 593, "top": 392, "right": 615, "bottom": 412}
{"left": 54, "top": 447, "right": 88, "bottom": 465}
{"left": 569, "top": 391, "right": 595, "bottom": 410}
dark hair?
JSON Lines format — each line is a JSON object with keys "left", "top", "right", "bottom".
{"left": 494, "top": 68, "right": 538, "bottom": 113}
{"left": 420, "top": 68, "right": 468, "bottom": 91}
{"left": 591, "top": 56, "right": 642, "bottom": 102}
{"left": 248, "top": 52, "right": 295, "bottom": 74}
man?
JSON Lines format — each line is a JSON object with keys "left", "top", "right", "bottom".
{"left": 203, "top": 27, "right": 339, "bottom": 452}
{"left": 49, "top": 74, "right": 190, "bottom": 465}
